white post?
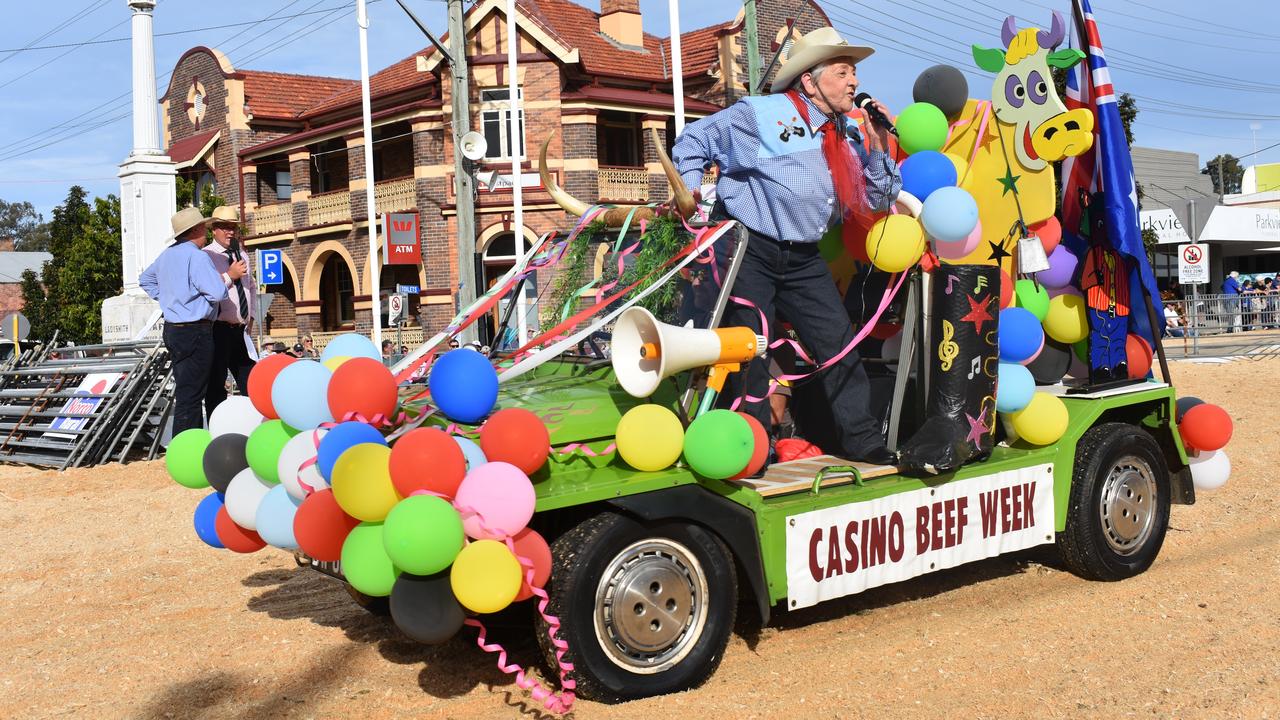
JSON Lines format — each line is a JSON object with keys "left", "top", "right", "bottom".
{"left": 129, "top": 0, "right": 161, "bottom": 155}
{"left": 357, "top": 0, "right": 382, "bottom": 350}
{"left": 506, "top": 0, "right": 527, "bottom": 347}
{"left": 668, "top": 0, "right": 685, "bottom": 136}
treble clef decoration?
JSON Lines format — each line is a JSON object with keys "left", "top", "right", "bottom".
{"left": 938, "top": 320, "right": 959, "bottom": 372}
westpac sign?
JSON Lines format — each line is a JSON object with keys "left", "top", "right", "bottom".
{"left": 381, "top": 212, "right": 422, "bottom": 266}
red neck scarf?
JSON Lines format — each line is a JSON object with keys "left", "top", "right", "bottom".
{"left": 785, "top": 90, "right": 874, "bottom": 234}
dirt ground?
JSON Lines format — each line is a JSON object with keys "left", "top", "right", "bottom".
{"left": 2, "top": 358, "right": 1277, "bottom": 720}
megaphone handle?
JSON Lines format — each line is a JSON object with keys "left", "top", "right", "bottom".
{"left": 694, "top": 362, "right": 741, "bottom": 418}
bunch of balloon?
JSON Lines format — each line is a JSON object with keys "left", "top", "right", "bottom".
{"left": 1175, "top": 397, "right": 1233, "bottom": 491}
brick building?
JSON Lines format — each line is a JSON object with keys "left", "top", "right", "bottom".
{"left": 160, "top": 0, "right": 833, "bottom": 343}
{"left": 0, "top": 239, "right": 52, "bottom": 320}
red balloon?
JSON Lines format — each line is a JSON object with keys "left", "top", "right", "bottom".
{"left": 293, "top": 489, "right": 360, "bottom": 561}
{"left": 328, "top": 357, "right": 398, "bottom": 422}
{"left": 479, "top": 408, "right": 550, "bottom": 475}
{"left": 247, "top": 353, "right": 296, "bottom": 419}
{"left": 511, "top": 528, "right": 553, "bottom": 602}
{"left": 389, "top": 427, "right": 467, "bottom": 499}
{"left": 214, "top": 506, "right": 266, "bottom": 553}
{"left": 1000, "top": 268, "right": 1014, "bottom": 309}
{"left": 1031, "top": 216, "right": 1062, "bottom": 255}
{"left": 869, "top": 322, "right": 903, "bottom": 341}
{"left": 776, "top": 438, "right": 823, "bottom": 463}
{"left": 1126, "top": 334, "right": 1153, "bottom": 379}
{"left": 731, "top": 413, "right": 770, "bottom": 481}
{"left": 1179, "top": 403, "right": 1233, "bottom": 453}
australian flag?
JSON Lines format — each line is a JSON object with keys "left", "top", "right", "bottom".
{"left": 1061, "top": 0, "right": 1164, "bottom": 344}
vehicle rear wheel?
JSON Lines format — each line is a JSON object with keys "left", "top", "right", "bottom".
{"left": 1057, "top": 423, "right": 1171, "bottom": 581}
{"left": 536, "top": 512, "right": 737, "bottom": 702}
{"left": 345, "top": 583, "right": 390, "bottom": 616}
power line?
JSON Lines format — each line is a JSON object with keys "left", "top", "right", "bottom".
{"left": 0, "top": 0, "right": 109, "bottom": 65}
{"left": 0, "top": 16, "right": 130, "bottom": 93}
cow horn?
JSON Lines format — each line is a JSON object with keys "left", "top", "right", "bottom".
{"left": 1038, "top": 11, "right": 1065, "bottom": 49}
{"left": 539, "top": 129, "right": 590, "bottom": 218}
{"left": 1000, "top": 16, "right": 1018, "bottom": 48}
{"left": 650, "top": 127, "right": 697, "bottom": 219}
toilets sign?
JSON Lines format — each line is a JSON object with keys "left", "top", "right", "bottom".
{"left": 382, "top": 212, "right": 422, "bottom": 265}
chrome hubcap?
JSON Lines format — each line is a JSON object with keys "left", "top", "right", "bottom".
{"left": 594, "top": 539, "right": 708, "bottom": 673}
{"left": 1099, "top": 456, "right": 1157, "bottom": 555}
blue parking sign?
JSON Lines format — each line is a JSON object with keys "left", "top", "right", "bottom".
{"left": 258, "top": 249, "right": 284, "bottom": 286}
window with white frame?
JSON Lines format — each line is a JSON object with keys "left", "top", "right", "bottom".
{"left": 479, "top": 88, "right": 525, "bottom": 161}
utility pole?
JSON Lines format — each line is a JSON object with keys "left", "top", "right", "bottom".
{"left": 448, "top": 0, "right": 478, "bottom": 342}
{"left": 357, "top": 0, "right": 382, "bottom": 350}
{"left": 744, "top": 0, "right": 761, "bottom": 98}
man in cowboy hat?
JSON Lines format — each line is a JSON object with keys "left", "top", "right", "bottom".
{"left": 139, "top": 207, "right": 246, "bottom": 434}
{"left": 672, "top": 26, "right": 901, "bottom": 466}
{"left": 204, "top": 205, "right": 257, "bottom": 411}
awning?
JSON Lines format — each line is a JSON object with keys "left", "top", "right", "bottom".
{"left": 167, "top": 130, "right": 220, "bottom": 171}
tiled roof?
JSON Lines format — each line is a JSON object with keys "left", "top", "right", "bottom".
{"left": 304, "top": 52, "right": 437, "bottom": 118}
{"left": 662, "top": 20, "right": 734, "bottom": 79}
{"left": 241, "top": 70, "right": 359, "bottom": 119}
{"left": 525, "top": 0, "right": 669, "bottom": 79}
{"left": 167, "top": 129, "right": 219, "bottom": 167}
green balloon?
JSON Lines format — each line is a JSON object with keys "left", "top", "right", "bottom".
{"left": 818, "top": 225, "right": 844, "bottom": 262}
{"left": 245, "top": 420, "right": 298, "bottom": 484}
{"left": 682, "top": 409, "right": 754, "bottom": 480}
{"left": 341, "top": 522, "right": 400, "bottom": 597}
{"left": 1015, "top": 279, "right": 1051, "bottom": 321}
{"left": 383, "top": 495, "right": 465, "bottom": 575}
{"left": 166, "top": 428, "right": 212, "bottom": 489}
{"left": 896, "top": 102, "right": 949, "bottom": 155}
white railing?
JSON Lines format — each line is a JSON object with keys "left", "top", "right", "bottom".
{"left": 307, "top": 189, "right": 352, "bottom": 226}
{"left": 597, "top": 165, "right": 649, "bottom": 203}
{"left": 250, "top": 202, "right": 292, "bottom": 236}
{"left": 375, "top": 176, "right": 416, "bottom": 213}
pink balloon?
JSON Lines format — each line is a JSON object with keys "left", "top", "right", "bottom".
{"left": 1020, "top": 332, "right": 1046, "bottom": 367}
{"left": 453, "top": 461, "right": 535, "bottom": 540}
{"left": 933, "top": 219, "right": 983, "bottom": 260}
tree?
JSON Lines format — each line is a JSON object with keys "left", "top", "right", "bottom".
{"left": 175, "top": 175, "right": 225, "bottom": 217}
{"left": 18, "top": 268, "right": 49, "bottom": 341}
{"left": 0, "top": 198, "right": 50, "bottom": 251}
{"left": 1202, "top": 154, "right": 1243, "bottom": 195}
{"left": 55, "top": 195, "right": 122, "bottom": 344}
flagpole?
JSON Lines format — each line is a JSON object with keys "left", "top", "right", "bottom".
{"left": 357, "top": 0, "right": 382, "bottom": 351}
{"left": 505, "top": 0, "right": 526, "bottom": 347}
{"left": 668, "top": 0, "right": 685, "bottom": 135}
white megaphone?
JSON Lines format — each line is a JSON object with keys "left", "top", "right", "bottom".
{"left": 612, "top": 306, "right": 765, "bottom": 398}
{"left": 459, "top": 131, "right": 488, "bottom": 161}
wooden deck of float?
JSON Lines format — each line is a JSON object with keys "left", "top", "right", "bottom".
{"left": 730, "top": 454, "right": 898, "bottom": 498}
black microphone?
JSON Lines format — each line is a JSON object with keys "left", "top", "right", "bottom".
{"left": 855, "top": 93, "right": 898, "bottom": 137}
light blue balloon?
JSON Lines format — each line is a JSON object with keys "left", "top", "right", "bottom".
{"left": 920, "top": 186, "right": 979, "bottom": 243}
{"left": 320, "top": 333, "right": 381, "bottom": 363}
{"left": 453, "top": 436, "right": 486, "bottom": 471}
{"left": 271, "top": 360, "right": 334, "bottom": 430}
{"left": 997, "top": 362, "right": 1035, "bottom": 414}
{"left": 255, "top": 484, "right": 303, "bottom": 549}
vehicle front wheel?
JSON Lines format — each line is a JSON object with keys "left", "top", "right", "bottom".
{"left": 1057, "top": 423, "right": 1171, "bottom": 581}
{"left": 536, "top": 512, "right": 737, "bottom": 702}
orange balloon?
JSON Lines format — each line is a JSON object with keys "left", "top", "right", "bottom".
{"left": 247, "top": 353, "right": 296, "bottom": 419}
{"left": 214, "top": 506, "right": 266, "bottom": 553}
{"left": 389, "top": 427, "right": 467, "bottom": 499}
{"left": 1031, "top": 216, "right": 1062, "bottom": 255}
{"left": 511, "top": 527, "right": 553, "bottom": 601}
{"left": 1000, "top": 268, "right": 1015, "bottom": 308}
{"left": 480, "top": 408, "right": 550, "bottom": 475}
{"left": 327, "top": 357, "right": 398, "bottom": 422}
{"left": 293, "top": 489, "right": 360, "bottom": 562}
{"left": 731, "top": 413, "right": 769, "bottom": 480}
{"left": 1125, "top": 334, "right": 1153, "bottom": 379}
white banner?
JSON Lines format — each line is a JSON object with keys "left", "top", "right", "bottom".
{"left": 1141, "top": 209, "right": 1191, "bottom": 245}
{"left": 785, "top": 464, "right": 1055, "bottom": 609}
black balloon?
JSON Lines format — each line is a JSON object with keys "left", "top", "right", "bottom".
{"left": 390, "top": 572, "right": 466, "bottom": 645}
{"left": 202, "top": 433, "right": 249, "bottom": 494}
{"left": 913, "top": 65, "right": 970, "bottom": 120}
{"left": 1176, "top": 396, "right": 1204, "bottom": 422}
{"left": 1027, "top": 338, "right": 1072, "bottom": 385}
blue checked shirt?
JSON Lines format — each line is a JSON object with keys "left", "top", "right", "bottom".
{"left": 674, "top": 93, "right": 901, "bottom": 242}
{"left": 139, "top": 240, "right": 228, "bottom": 323}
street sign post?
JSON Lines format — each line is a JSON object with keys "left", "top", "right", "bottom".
{"left": 257, "top": 249, "right": 284, "bottom": 286}
{"left": 254, "top": 293, "right": 275, "bottom": 361}
{"left": 388, "top": 292, "right": 408, "bottom": 326}
{"left": 1177, "top": 243, "right": 1208, "bottom": 285}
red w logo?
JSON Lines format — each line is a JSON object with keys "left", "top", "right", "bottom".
{"left": 392, "top": 220, "right": 414, "bottom": 232}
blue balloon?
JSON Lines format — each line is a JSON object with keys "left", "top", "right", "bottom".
{"left": 900, "top": 150, "right": 957, "bottom": 204}
{"left": 255, "top": 484, "right": 303, "bottom": 549}
{"left": 999, "top": 307, "right": 1045, "bottom": 364}
{"left": 996, "top": 362, "right": 1035, "bottom": 413}
{"left": 428, "top": 349, "right": 499, "bottom": 423}
{"left": 453, "top": 435, "right": 487, "bottom": 471}
{"left": 920, "top": 186, "right": 979, "bottom": 243}
{"left": 193, "top": 492, "right": 225, "bottom": 549}
{"left": 320, "top": 333, "right": 381, "bottom": 363}
{"left": 316, "top": 421, "right": 387, "bottom": 480}
{"left": 271, "top": 360, "right": 334, "bottom": 430}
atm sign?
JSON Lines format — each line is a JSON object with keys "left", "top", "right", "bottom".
{"left": 382, "top": 212, "right": 422, "bottom": 266}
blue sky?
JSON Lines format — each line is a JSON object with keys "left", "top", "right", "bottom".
{"left": 1, "top": 0, "right": 1277, "bottom": 220}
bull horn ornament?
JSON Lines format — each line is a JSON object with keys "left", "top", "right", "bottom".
{"left": 540, "top": 127, "right": 698, "bottom": 228}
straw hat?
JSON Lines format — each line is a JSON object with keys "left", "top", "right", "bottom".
{"left": 210, "top": 205, "right": 239, "bottom": 225}
{"left": 771, "top": 27, "right": 875, "bottom": 92}
{"left": 170, "top": 207, "right": 213, "bottom": 238}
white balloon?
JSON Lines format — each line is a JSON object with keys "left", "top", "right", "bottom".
{"left": 277, "top": 428, "right": 329, "bottom": 501}
{"left": 880, "top": 331, "right": 903, "bottom": 366}
{"left": 225, "top": 467, "right": 272, "bottom": 530}
{"left": 1189, "top": 449, "right": 1230, "bottom": 492}
{"left": 209, "top": 396, "right": 264, "bottom": 438}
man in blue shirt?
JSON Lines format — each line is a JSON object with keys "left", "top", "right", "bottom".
{"left": 139, "top": 207, "right": 243, "bottom": 434}
{"left": 673, "top": 27, "right": 901, "bottom": 466}
{"left": 1222, "top": 270, "right": 1241, "bottom": 333}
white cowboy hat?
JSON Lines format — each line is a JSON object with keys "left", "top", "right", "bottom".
{"left": 209, "top": 205, "right": 240, "bottom": 224}
{"left": 771, "top": 27, "right": 875, "bottom": 92}
{"left": 170, "top": 207, "right": 213, "bottom": 238}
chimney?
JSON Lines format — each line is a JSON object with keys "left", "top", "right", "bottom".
{"left": 600, "top": 0, "right": 643, "bottom": 47}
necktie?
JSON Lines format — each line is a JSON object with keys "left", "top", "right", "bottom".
{"left": 226, "top": 247, "right": 248, "bottom": 321}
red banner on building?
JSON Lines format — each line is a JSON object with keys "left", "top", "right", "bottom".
{"left": 382, "top": 212, "right": 422, "bottom": 265}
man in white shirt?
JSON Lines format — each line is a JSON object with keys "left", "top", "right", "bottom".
{"left": 204, "top": 205, "right": 257, "bottom": 412}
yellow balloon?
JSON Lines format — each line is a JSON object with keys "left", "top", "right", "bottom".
{"left": 330, "top": 443, "right": 401, "bottom": 522}
{"left": 944, "top": 152, "right": 969, "bottom": 184}
{"left": 1043, "top": 293, "right": 1090, "bottom": 344}
{"left": 616, "top": 404, "right": 684, "bottom": 472}
{"left": 1009, "top": 391, "right": 1069, "bottom": 446}
{"left": 866, "top": 214, "right": 926, "bottom": 273}
{"left": 450, "top": 539, "right": 522, "bottom": 614}
{"left": 323, "top": 355, "right": 352, "bottom": 372}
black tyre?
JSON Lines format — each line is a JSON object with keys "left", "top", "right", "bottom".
{"left": 345, "top": 583, "right": 391, "bottom": 616}
{"left": 536, "top": 512, "right": 737, "bottom": 702}
{"left": 1057, "top": 423, "right": 1171, "bottom": 581}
